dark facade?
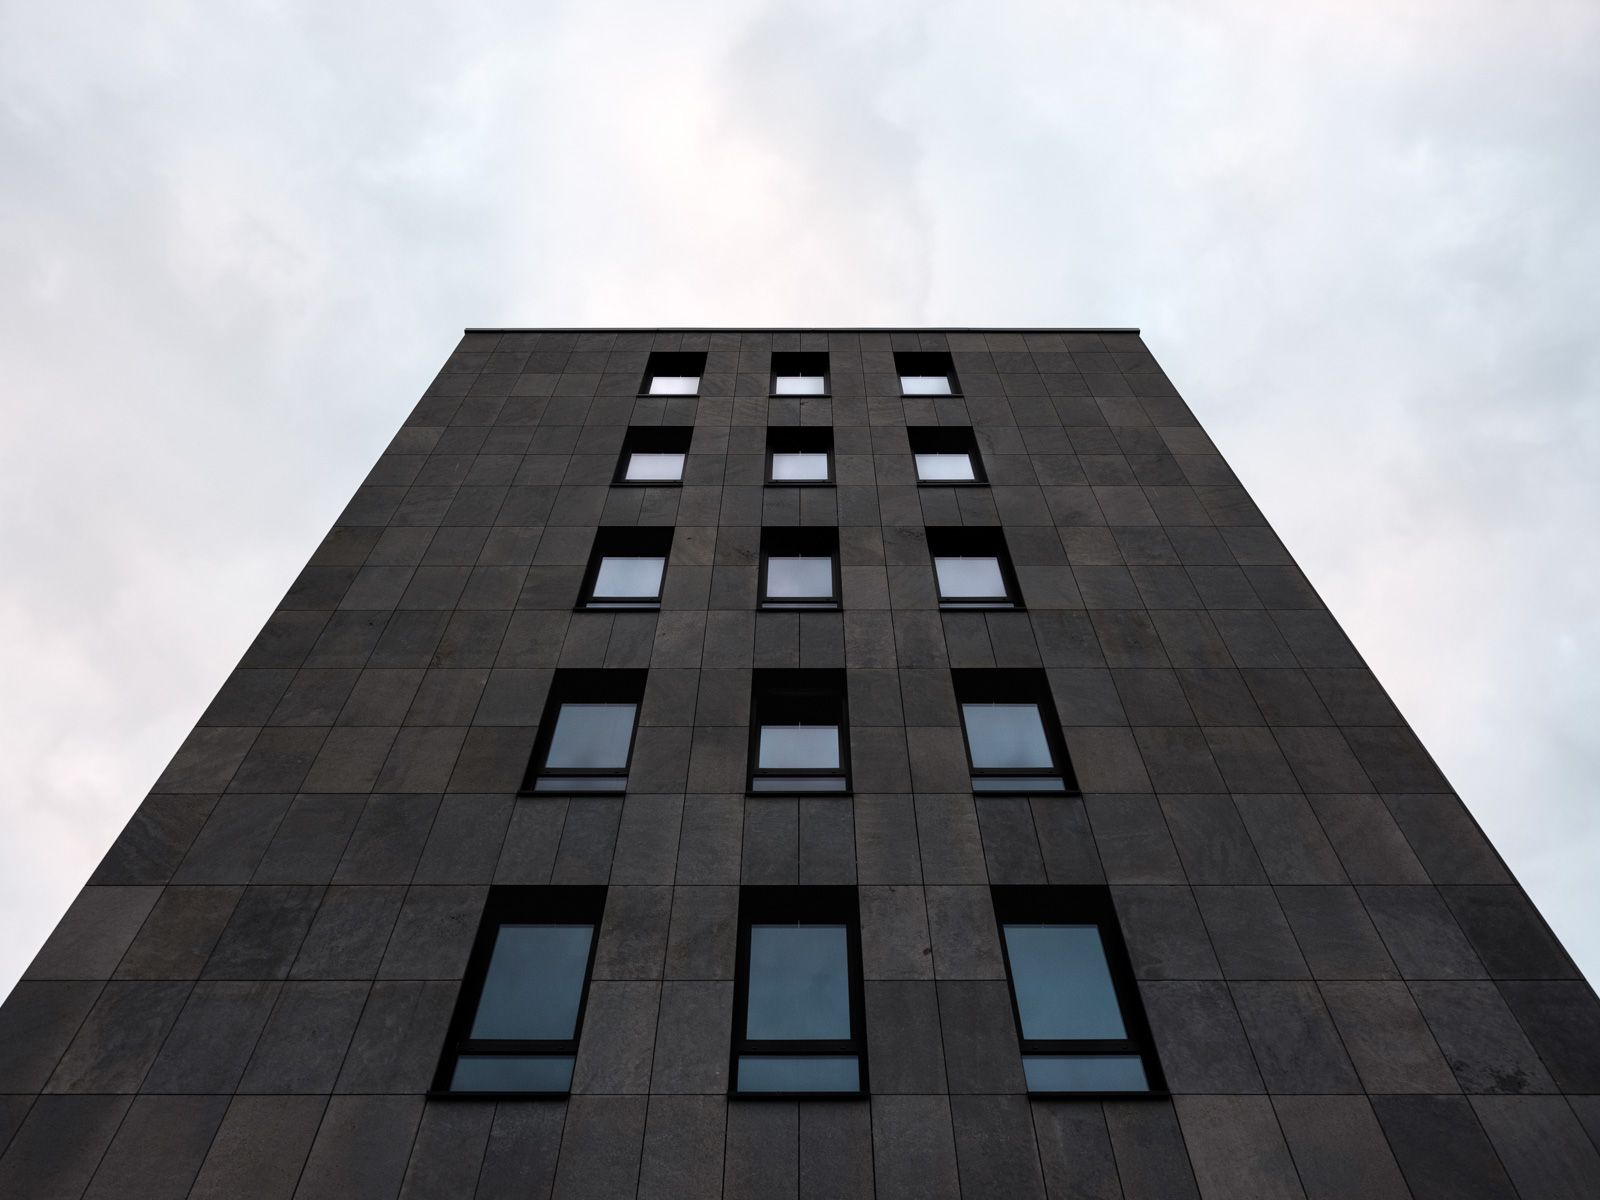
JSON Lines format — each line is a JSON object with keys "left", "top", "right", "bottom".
{"left": 2, "top": 326, "right": 1598, "bottom": 1198}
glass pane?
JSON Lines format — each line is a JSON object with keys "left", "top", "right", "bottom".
{"left": 532, "top": 777, "right": 627, "bottom": 792}
{"left": 934, "top": 556, "right": 1007, "bottom": 598}
{"left": 746, "top": 924, "right": 851, "bottom": 1039}
{"left": 963, "top": 703, "right": 1055, "bottom": 769}
{"left": 592, "top": 556, "right": 665, "bottom": 599}
{"left": 766, "top": 556, "right": 834, "bottom": 599}
{"left": 624, "top": 452, "right": 685, "bottom": 481}
{"left": 915, "top": 453, "right": 976, "bottom": 481}
{"left": 648, "top": 376, "right": 699, "bottom": 395}
{"left": 900, "top": 374, "right": 952, "bottom": 395}
{"left": 774, "top": 375, "right": 826, "bottom": 395}
{"left": 1022, "top": 1055, "right": 1147, "bottom": 1092}
{"left": 545, "top": 703, "right": 637, "bottom": 769}
{"left": 737, "top": 1056, "right": 859, "bottom": 1092}
{"left": 750, "top": 776, "right": 848, "bottom": 792}
{"left": 1003, "top": 924, "right": 1127, "bottom": 1040}
{"left": 771, "top": 452, "right": 830, "bottom": 481}
{"left": 470, "top": 924, "right": 595, "bottom": 1040}
{"left": 451, "top": 1054, "right": 575, "bottom": 1092}
{"left": 972, "top": 776, "right": 1065, "bottom": 792}
{"left": 758, "top": 725, "right": 840, "bottom": 769}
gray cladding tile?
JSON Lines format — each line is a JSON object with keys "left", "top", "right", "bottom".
{"left": 140, "top": 979, "right": 279, "bottom": 1094}
{"left": 46, "top": 979, "right": 192, "bottom": 1094}
{"left": 294, "top": 1095, "right": 425, "bottom": 1200}
{"left": 83, "top": 1093, "right": 231, "bottom": 1200}
{"left": 90, "top": 793, "right": 218, "bottom": 886}
{"left": 1471, "top": 1095, "right": 1600, "bottom": 1200}
{"left": 871, "top": 1094, "right": 961, "bottom": 1200}
{"left": 24, "top": 886, "right": 160, "bottom": 981}
{"left": 1172, "top": 1096, "right": 1304, "bottom": 1199}
{"left": 1271, "top": 1095, "right": 1411, "bottom": 1200}
{"left": 637, "top": 1095, "right": 725, "bottom": 1200}
{"left": 948, "top": 1095, "right": 1047, "bottom": 1199}
{"left": 396, "top": 1101, "right": 494, "bottom": 1199}
{"left": 0, "top": 1094, "right": 134, "bottom": 1200}
{"left": 1370, "top": 1094, "right": 1519, "bottom": 1200}
{"left": 376, "top": 886, "right": 486, "bottom": 979}
{"left": 0, "top": 980, "right": 103, "bottom": 1093}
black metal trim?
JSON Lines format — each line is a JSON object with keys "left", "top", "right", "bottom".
{"left": 908, "top": 425, "right": 989, "bottom": 486}
{"left": 520, "top": 669, "right": 648, "bottom": 796}
{"left": 893, "top": 350, "right": 963, "bottom": 397}
{"left": 951, "top": 668, "right": 1080, "bottom": 795}
{"left": 764, "top": 427, "right": 836, "bottom": 488}
{"left": 757, "top": 527, "right": 842, "bottom": 611}
{"left": 769, "top": 351, "right": 832, "bottom": 398}
{"left": 926, "top": 526, "right": 1025, "bottom": 610}
{"left": 746, "top": 668, "right": 851, "bottom": 797}
{"left": 612, "top": 426, "right": 694, "bottom": 487}
{"left": 575, "top": 526, "right": 674, "bottom": 610}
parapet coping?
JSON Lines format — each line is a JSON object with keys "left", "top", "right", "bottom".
{"left": 463, "top": 326, "right": 1142, "bottom": 335}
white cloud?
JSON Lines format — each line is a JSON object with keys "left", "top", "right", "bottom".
{"left": 1, "top": 0, "right": 1597, "bottom": 990}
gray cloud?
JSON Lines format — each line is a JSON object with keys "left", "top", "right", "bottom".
{"left": 1, "top": 0, "right": 1596, "bottom": 989}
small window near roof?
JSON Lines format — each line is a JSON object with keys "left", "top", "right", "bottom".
{"left": 731, "top": 886, "right": 867, "bottom": 1095}
{"left": 952, "top": 668, "right": 1077, "bottom": 794}
{"left": 578, "top": 527, "right": 673, "bottom": 609}
{"left": 748, "top": 669, "right": 850, "bottom": 794}
{"left": 766, "top": 427, "right": 834, "bottom": 486}
{"left": 770, "top": 351, "right": 830, "bottom": 396}
{"left": 908, "top": 426, "right": 986, "bottom": 484}
{"left": 614, "top": 426, "right": 693, "bottom": 486}
{"left": 759, "top": 527, "right": 840, "bottom": 610}
{"left": 925, "top": 526, "right": 1022, "bottom": 609}
{"left": 991, "top": 886, "right": 1164, "bottom": 1096}
{"left": 433, "top": 886, "right": 606, "bottom": 1096}
{"left": 523, "top": 670, "right": 648, "bottom": 795}
{"left": 640, "top": 351, "right": 707, "bottom": 397}
{"left": 894, "top": 351, "right": 961, "bottom": 397}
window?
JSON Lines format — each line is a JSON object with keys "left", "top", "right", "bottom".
{"left": 731, "top": 886, "right": 867, "bottom": 1095}
{"left": 765, "top": 427, "right": 834, "bottom": 485}
{"left": 926, "top": 526, "right": 1022, "bottom": 609}
{"left": 759, "top": 527, "right": 840, "bottom": 610}
{"left": 433, "top": 886, "right": 606, "bottom": 1096}
{"left": 894, "top": 351, "right": 961, "bottom": 397}
{"left": 992, "top": 886, "right": 1164, "bottom": 1096}
{"left": 613, "top": 426, "right": 693, "bottom": 486}
{"left": 770, "top": 351, "right": 830, "bottom": 396}
{"left": 577, "top": 527, "right": 673, "bottom": 609}
{"left": 522, "top": 670, "right": 647, "bottom": 795}
{"left": 952, "top": 668, "right": 1077, "bottom": 794}
{"left": 748, "top": 669, "right": 850, "bottom": 794}
{"left": 908, "top": 426, "right": 987, "bottom": 485}
{"left": 640, "top": 351, "right": 707, "bottom": 397}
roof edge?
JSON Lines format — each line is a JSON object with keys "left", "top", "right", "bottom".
{"left": 462, "top": 326, "right": 1142, "bottom": 335}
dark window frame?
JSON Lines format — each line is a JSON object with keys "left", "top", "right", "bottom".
{"left": 576, "top": 527, "right": 674, "bottom": 611}
{"left": 951, "top": 668, "right": 1079, "bottom": 795}
{"left": 431, "top": 885, "right": 608, "bottom": 1098}
{"left": 769, "top": 351, "right": 832, "bottom": 398}
{"left": 926, "top": 526, "right": 1024, "bottom": 610}
{"left": 612, "top": 426, "right": 694, "bottom": 487}
{"left": 521, "top": 669, "right": 649, "bottom": 796}
{"left": 764, "top": 427, "right": 836, "bottom": 488}
{"left": 747, "top": 668, "right": 852, "bottom": 796}
{"left": 639, "top": 351, "right": 708, "bottom": 397}
{"left": 893, "top": 350, "right": 962, "bottom": 397}
{"left": 758, "top": 527, "right": 842, "bottom": 611}
{"left": 907, "top": 425, "right": 988, "bottom": 486}
{"left": 730, "top": 885, "right": 869, "bottom": 1098}
{"left": 991, "top": 885, "right": 1167, "bottom": 1098}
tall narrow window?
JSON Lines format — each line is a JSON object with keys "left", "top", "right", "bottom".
{"left": 926, "top": 526, "right": 1022, "bottom": 609}
{"left": 613, "top": 426, "right": 693, "bottom": 486}
{"left": 759, "top": 527, "right": 841, "bottom": 610}
{"left": 434, "top": 886, "right": 606, "bottom": 1096}
{"left": 992, "top": 886, "right": 1164, "bottom": 1096}
{"left": 748, "top": 669, "right": 850, "bottom": 794}
{"left": 731, "top": 886, "right": 868, "bottom": 1095}
{"left": 953, "top": 668, "right": 1077, "bottom": 794}
{"left": 578, "top": 527, "right": 673, "bottom": 610}
{"left": 766, "top": 427, "right": 835, "bottom": 485}
{"left": 908, "top": 426, "right": 987, "bottom": 485}
{"left": 894, "top": 351, "right": 961, "bottom": 397}
{"left": 770, "top": 351, "right": 830, "bottom": 396}
{"left": 640, "top": 351, "right": 707, "bottom": 397}
{"left": 523, "top": 670, "right": 647, "bottom": 795}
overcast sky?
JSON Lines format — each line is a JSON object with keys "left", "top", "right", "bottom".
{"left": 2, "top": 0, "right": 1597, "bottom": 994}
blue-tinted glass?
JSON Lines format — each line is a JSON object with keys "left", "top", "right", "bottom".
{"left": 758, "top": 725, "right": 840, "bottom": 770}
{"left": 470, "top": 924, "right": 594, "bottom": 1040}
{"left": 766, "top": 557, "right": 833, "bottom": 598}
{"left": 532, "top": 776, "right": 626, "bottom": 792}
{"left": 962, "top": 704, "right": 1054, "bottom": 769}
{"left": 451, "top": 1054, "right": 575, "bottom": 1092}
{"left": 1022, "top": 1055, "right": 1147, "bottom": 1092}
{"left": 737, "top": 1056, "right": 860, "bottom": 1092}
{"left": 545, "top": 703, "right": 636, "bottom": 769}
{"left": 972, "top": 776, "right": 1066, "bottom": 791}
{"left": 592, "top": 557, "right": 665, "bottom": 599}
{"left": 1003, "top": 924, "right": 1126, "bottom": 1040}
{"left": 746, "top": 924, "right": 850, "bottom": 1039}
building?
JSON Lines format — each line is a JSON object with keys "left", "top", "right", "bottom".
{"left": 1, "top": 327, "right": 1597, "bottom": 1198}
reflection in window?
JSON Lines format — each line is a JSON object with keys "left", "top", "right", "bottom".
{"left": 963, "top": 704, "right": 1054, "bottom": 770}
{"left": 758, "top": 725, "right": 841, "bottom": 771}
{"left": 916, "top": 453, "right": 976, "bottom": 481}
{"left": 934, "top": 556, "right": 1007, "bottom": 599}
{"left": 436, "top": 886, "right": 605, "bottom": 1095}
{"left": 900, "top": 375, "right": 952, "bottom": 395}
{"left": 546, "top": 704, "right": 637, "bottom": 771}
{"left": 766, "top": 557, "right": 834, "bottom": 602}
{"left": 774, "top": 375, "right": 826, "bottom": 395}
{"left": 733, "top": 887, "right": 866, "bottom": 1094}
{"left": 771, "top": 452, "right": 830, "bottom": 481}
{"left": 992, "top": 886, "right": 1162, "bottom": 1095}
{"left": 624, "top": 452, "right": 686, "bottom": 482}
{"left": 648, "top": 375, "right": 699, "bottom": 395}
{"left": 592, "top": 557, "right": 666, "bottom": 604}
